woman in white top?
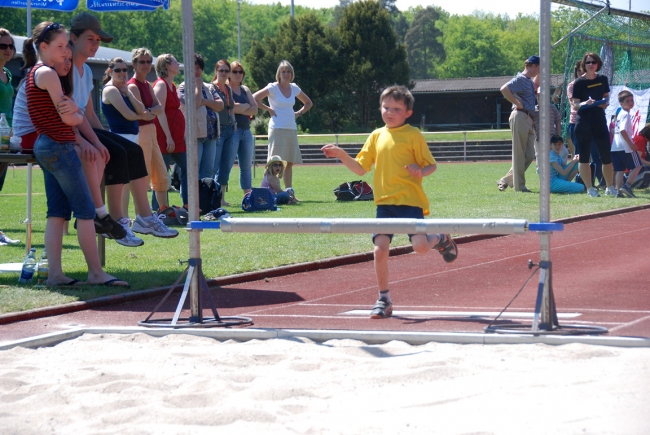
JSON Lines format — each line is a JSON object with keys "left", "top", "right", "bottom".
{"left": 253, "top": 60, "right": 312, "bottom": 199}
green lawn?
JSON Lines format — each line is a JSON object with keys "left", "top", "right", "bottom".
{"left": 1, "top": 161, "right": 646, "bottom": 314}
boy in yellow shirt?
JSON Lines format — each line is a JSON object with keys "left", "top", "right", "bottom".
{"left": 321, "top": 85, "right": 457, "bottom": 319}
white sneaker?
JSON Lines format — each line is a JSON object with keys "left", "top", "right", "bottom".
{"left": 587, "top": 187, "right": 600, "bottom": 198}
{"left": 132, "top": 213, "right": 179, "bottom": 238}
{"left": 115, "top": 217, "right": 144, "bottom": 247}
{"left": 0, "top": 231, "right": 20, "bottom": 246}
{"left": 604, "top": 186, "right": 617, "bottom": 197}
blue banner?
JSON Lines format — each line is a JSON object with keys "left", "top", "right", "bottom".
{"left": 87, "top": 0, "right": 167, "bottom": 11}
{"left": 0, "top": 0, "right": 79, "bottom": 12}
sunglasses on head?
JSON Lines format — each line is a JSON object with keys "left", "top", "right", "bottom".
{"left": 0, "top": 43, "right": 15, "bottom": 51}
{"left": 585, "top": 60, "right": 597, "bottom": 65}
{"left": 112, "top": 68, "right": 128, "bottom": 73}
{"left": 137, "top": 59, "right": 152, "bottom": 65}
{"left": 36, "top": 22, "right": 62, "bottom": 45}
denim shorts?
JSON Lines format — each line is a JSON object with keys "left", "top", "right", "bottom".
{"left": 373, "top": 204, "right": 425, "bottom": 243}
{"left": 34, "top": 135, "right": 95, "bottom": 220}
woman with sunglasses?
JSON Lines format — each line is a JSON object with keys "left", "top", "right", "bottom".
{"left": 210, "top": 59, "right": 237, "bottom": 206}
{"left": 571, "top": 52, "right": 615, "bottom": 198}
{"left": 127, "top": 48, "right": 170, "bottom": 214}
{"left": 253, "top": 60, "right": 313, "bottom": 201}
{"left": 227, "top": 61, "right": 257, "bottom": 195}
{"left": 24, "top": 21, "right": 128, "bottom": 287}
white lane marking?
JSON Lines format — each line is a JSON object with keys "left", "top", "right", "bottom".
{"left": 341, "top": 310, "right": 581, "bottom": 318}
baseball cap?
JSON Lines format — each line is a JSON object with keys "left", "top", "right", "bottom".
{"left": 526, "top": 55, "right": 540, "bottom": 65}
{"left": 70, "top": 13, "right": 114, "bottom": 43}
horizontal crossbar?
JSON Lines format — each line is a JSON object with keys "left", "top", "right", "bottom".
{"left": 188, "top": 218, "right": 564, "bottom": 235}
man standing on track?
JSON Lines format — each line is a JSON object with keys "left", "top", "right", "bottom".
{"left": 497, "top": 55, "right": 540, "bottom": 193}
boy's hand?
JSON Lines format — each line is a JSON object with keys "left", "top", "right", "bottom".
{"left": 321, "top": 144, "right": 343, "bottom": 159}
{"left": 405, "top": 164, "right": 423, "bottom": 178}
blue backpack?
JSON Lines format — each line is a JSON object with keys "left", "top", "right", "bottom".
{"left": 242, "top": 187, "right": 277, "bottom": 212}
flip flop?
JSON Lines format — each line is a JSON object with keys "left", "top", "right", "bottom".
{"left": 96, "top": 278, "right": 130, "bottom": 288}
{"left": 51, "top": 279, "right": 87, "bottom": 287}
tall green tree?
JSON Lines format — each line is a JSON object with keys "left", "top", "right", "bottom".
{"left": 436, "top": 15, "right": 511, "bottom": 78}
{"left": 338, "top": 0, "right": 409, "bottom": 128}
{"left": 404, "top": 6, "right": 446, "bottom": 79}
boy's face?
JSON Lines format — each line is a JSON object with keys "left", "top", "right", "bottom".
{"left": 71, "top": 29, "right": 102, "bottom": 60}
{"left": 621, "top": 95, "right": 634, "bottom": 111}
{"left": 551, "top": 141, "right": 564, "bottom": 154}
{"left": 381, "top": 96, "right": 412, "bottom": 129}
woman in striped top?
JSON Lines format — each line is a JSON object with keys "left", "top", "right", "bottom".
{"left": 24, "top": 21, "right": 128, "bottom": 288}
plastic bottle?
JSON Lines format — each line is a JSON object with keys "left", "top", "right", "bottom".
{"left": 0, "top": 113, "right": 10, "bottom": 153}
{"left": 18, "top": 248, "right": 37, "bottom": 284}
{"left": 36, "top": 248, "right": 49, "bottom": 286}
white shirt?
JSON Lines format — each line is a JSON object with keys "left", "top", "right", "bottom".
{"left": 73, "top": 63, "right": 94, "bottom": 113}
{"left": 266, "top": 82, "right": 301, "bottom": 130}
{"left": 612, "top": 110, "right": 634, "bottom": 153}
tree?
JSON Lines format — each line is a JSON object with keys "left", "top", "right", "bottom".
{"left": 436, "top": 15, "right": 511, "bottom": 78}
{"left": 338, "top": 0, "right": 410, "bottom": 128}
{"left": 404, "top": 6, "right": 446, "bottom": 79}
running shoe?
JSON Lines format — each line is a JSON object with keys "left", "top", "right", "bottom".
{"left": 0, "top": 231, "right": 20, "bottom": 246}
{"left": 604, "top": 186, "right": 618, "bottom": 197}
{"left": 587, "top": 187, "right": 600, "bottom": 198}
{"left": 114, "top": 218, "right": 144, "bottom": 247}
{"left": 618, "top": 184, "right": 636, "bottom": 198}
{"left": 76, "top": 214, "right": 127, "bottom": 239}
{"left": 370, "top": 297, "right": 393, "bottom": 319}
{"left": 132, "top": 213, "right": 179, "bottom": 238}
{"left": 434, "top": 234, "right": 458, "bottom": 263}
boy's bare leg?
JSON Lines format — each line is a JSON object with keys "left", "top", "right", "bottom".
{"left": 411, "top": 233, "right": 441, "bottom": 254}
{"left": 627, "top": 165, "right": 642, "bottom": 186}
{"left": 373, "top": 235, "right": 391, "bottom": 291}
{"left": 615, "top": 172, "right": 625, "bottom": 189}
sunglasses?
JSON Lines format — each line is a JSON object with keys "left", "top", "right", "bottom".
{"left": 0, "top": 43, "right": 15, "bottom": 51}
{"left": 112, "top": 68, "right": 128, "bottom": 73}
{"left": 231, "top": 70, "right": 244, "bottom": 75}
{"left": 137, "top": 59, "right": 152, "bottom": 64}
{"left": 585, "top": 61, "right": 598, "bottom": 65}
{"left": 271, "top": 163, "right": 283, "bottom": 167}
{"left": 217, "top": 69, "right": 230, "bottom": 73}
{"left": 36, "top": 22, "right": 62, "bottom": 45}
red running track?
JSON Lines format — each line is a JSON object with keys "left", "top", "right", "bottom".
{"left": 1, "top": 208, "right": 649, "bottom": 343}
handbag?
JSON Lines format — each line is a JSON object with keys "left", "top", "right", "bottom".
{"left": 242, "top": 187, "right": 277, "bottom": 211}
{"left": 333, "top": 181, "right": 374, "bottom": 201}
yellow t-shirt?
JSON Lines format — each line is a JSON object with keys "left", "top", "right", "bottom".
{"left": 356, "top": 124, "right": 436, "bottom": 216}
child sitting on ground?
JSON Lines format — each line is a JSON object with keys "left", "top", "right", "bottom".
{"left": 549, "top": 135, "right": 584, "bottom": 194}
{"left": 321, "top": 85, "right": 457, "bottom": 320}
{"left": 261, "top": 155, "right": 297, "bottom": 205}
{"left": 612, "top": 90, "right": 642, "bottom": 198}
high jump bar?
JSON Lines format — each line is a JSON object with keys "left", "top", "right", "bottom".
{"left": 190, "top": 218, "right": 563, "bottom": 235}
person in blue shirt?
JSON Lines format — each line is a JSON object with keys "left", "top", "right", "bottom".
{"left": 549, "top": 135, "right": 584, "bottom": 194}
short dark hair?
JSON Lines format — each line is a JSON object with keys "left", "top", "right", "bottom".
{"left": 195, "top": 53, "right": 204, "bottom": 71}
{"left": 379, "top": 85, "right": 415, "bottom": 111}
{"left": 618, "top": 90, "right": 633, "bottom": 104}
{"left": 550, "top": 135, "right": 564, "bottom": 144}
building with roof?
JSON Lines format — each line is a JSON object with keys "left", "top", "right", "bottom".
{"left": 410, "top": 75, "right": 563, "bottom": 131}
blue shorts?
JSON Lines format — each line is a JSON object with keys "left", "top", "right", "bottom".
{"left": 34, "top": 135, "right": 96, "bottom": 220}
{"left": 373, "top": 205, "right": 425, "bottom": 243}
{"left": 611, "top": 150, "right": 640, "bottom": 172}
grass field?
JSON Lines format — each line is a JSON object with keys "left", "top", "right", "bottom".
{"left": 1, "top": 160, "right": 646, "bottom": 314}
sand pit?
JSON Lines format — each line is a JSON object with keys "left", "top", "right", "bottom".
{"left": 1, "top": 333, "right": 649, "bottom": 434}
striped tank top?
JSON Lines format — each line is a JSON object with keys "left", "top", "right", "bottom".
{"left": 26, "top": 64, "right": 76, "bottom": 143}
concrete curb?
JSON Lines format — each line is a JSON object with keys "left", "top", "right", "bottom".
{"left": 1, "top": 327, "right": 649, "bottom": 351}
{"left": 2, "top": 204, "right": 649, "bottom": 326}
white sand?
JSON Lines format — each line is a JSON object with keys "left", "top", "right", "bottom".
{"left": 0, "top": 333, "right": 649, "bottom": 434}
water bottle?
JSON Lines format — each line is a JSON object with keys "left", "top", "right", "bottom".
{"left": 36, "top": 248, "right": 49, "bottom": 286}
{"left": 0, "top": 113, "right": 10, "bottom": 153}
{"left": 18, "top": 248, "right": 37, "bottom": 284}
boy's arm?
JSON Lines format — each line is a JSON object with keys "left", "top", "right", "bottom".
{"left": 321, "top": 144, "right": 367, "bottom": 176}
{"left": 405, "top": 163, "right": 437, "bottom": 178}
{"left": 621, "top": 130, "right": 638, "bottom": 151}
